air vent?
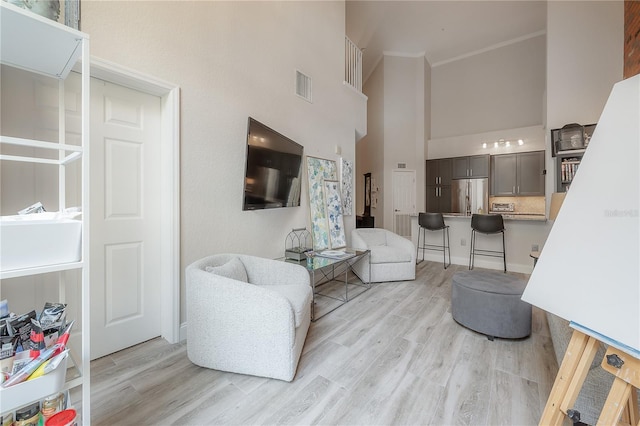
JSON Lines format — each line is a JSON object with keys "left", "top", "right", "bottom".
{"left": 398, "top": 163, "right": 407, "bottom": 169}
{"left": 295, "top": 70, "right": 312, "bottom": 102}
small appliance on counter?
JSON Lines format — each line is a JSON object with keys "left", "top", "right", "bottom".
{"left": 490, "top": 202, "right": 515, "bottom": 214}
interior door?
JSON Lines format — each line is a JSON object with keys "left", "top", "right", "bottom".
{"left": 392, "top": 169, "right": 416, "bottom": 237}
{"left": 90, "top": 78, "right": 162, "bottom": 359}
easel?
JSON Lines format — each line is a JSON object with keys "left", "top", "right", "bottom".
{"left": 540, "top": 329, "right": 640, "bottom": 425}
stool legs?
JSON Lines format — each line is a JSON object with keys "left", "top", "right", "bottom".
{"left": 417, "top": 226, "right": 450, "bottom": 269}
{"left": 469, "top": 230, "right": 506, "bottom": 272}
{"left": 416, "top": 227, "right": 425, "bottom": 264}
{"left": 501, "top": 231, "right": 506, "bottom": 272}
{"left": 443, "top": 227, "right": 451, "bottom": 269}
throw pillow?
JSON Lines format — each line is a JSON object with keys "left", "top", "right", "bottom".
{"left": 205, "top": 257, "right": 248, "bottom": 282}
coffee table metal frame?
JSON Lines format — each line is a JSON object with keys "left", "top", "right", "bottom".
{"left": 286, "top": 248, "right": 371, "bottom": 321}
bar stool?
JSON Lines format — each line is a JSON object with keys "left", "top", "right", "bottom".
{"left": 416, "top": 212, "right": 451, "bottom": 268}
{"left": 469, "top": 214, "right": 506, "bottom": 272}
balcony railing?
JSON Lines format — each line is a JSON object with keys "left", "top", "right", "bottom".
{"left": 345, "top": 36, "right": 363, "bottom": 93}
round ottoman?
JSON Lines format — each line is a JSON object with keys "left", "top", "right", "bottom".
{"left": 451, "top": 270, "right": 531, "bottom": 339}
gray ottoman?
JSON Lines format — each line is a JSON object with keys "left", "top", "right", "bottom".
{"left": 451, "top": 270, "right": 531, "bottom": 339}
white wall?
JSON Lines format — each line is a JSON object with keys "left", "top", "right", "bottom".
{"left": 431, "top": 34, "right": 546, "bottom": 139}
{"left": 356, "top": 57, "right": 384, "bottom": 222}
{"left": 545, "top": 1, "right": 623, "bottom": 200}
{"left": 382, "top": 55, "right": 426, "bottom": 229}
{"left": 79, "top": 1, "right": 362, "bottom": 323}
{"left": 546, "top": 2, "right": 623, "bottom": 130}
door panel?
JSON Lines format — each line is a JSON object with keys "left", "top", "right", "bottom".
{"left": 452, "top": 157, "right": 469, "bottom": 179}
{"left": 91, "top": 79, "right": 162, "bottom": 359}
{"left": 469, "top": 155, "right": 490, "bottom": 178}
{"left": 491, "top": 154, "right": 517, "bottom": 196}
{"left": 426, "top": 160, "right": 439, "bottom": 185}
{"left": 517, "top": 151, "right": 545, "bottom": 195}
{"left": 426, "top": 185, "right": 439, "bottom": 212}
{"left": 392, "top": 170, "right": 416, "bottom": 236}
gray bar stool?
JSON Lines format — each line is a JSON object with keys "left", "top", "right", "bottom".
{"left": 469, "top": 213, "right": 506, "bottom": 272}
{"left": 416, "top": 212, "right": 451, "bottom": 268}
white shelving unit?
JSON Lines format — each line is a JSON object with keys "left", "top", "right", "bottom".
{"left": 0, "top": 2, "right": 90, "bottom": 423}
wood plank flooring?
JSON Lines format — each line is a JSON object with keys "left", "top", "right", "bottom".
{"left": 83, "top": 261, "right": 558, "bottom": 425}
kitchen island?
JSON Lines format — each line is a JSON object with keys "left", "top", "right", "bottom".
{"left": 443, "top": 213, "right": 546, "bottom": 221}
{"left": 411, "top": 213, "right": 550, "bottom": 273}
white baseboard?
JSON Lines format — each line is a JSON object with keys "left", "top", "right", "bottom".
{"left": 418, "top": 253, "right": 533, "bottom": 274}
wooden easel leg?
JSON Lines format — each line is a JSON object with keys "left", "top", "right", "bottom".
{"left": 598, "top": 346, "right": 640, "bottom": 426}
{"left": 621, "top": 387, "right": 639, "bottom": 426}
{"left": 539, "top": 330, "right": 600, "bottom": 426}
{"left": 597, "top": 377, "right": 632, "bottom": 425}
{"left": 628, "top": 387, "right": 640, "bottom": 426}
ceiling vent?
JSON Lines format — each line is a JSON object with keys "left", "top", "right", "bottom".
{"left": 295, "top": 70, "right": 312, "bottom": 103}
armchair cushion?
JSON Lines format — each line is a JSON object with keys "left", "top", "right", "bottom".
{"left": 268, "top": 284, "right": 311, "bottom": 328}
{"left": 370, "top": 245, "right": 412, "bottom": 264}
{"left": 205, "top": 256, "right": 248, "bottom": 282}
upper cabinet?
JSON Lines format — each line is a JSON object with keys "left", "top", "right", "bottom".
{"left": 452, "top": 154, "right": 489, "bottom": 179}
{"left": 426, "top": 158, "right": 452, "bottom": 186}
{"left": 426, "top": 159, "right": 452, "bottom": 213}
{"left": 491, "top": 151, "right": 545, "bottom": 196}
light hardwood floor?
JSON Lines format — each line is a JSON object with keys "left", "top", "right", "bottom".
{"left": 85, "top": 261, "right": 558, "bottom": 425}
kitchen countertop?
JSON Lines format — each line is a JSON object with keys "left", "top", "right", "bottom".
{"left": 442, "top": 213, "right": 547, "bottom": 222}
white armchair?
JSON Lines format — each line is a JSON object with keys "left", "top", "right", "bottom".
{"left": 351, "top": 228, "right": 416, "bottom": 283}
{"left": 186, "top": 254, "right": 312, "bottom": 382}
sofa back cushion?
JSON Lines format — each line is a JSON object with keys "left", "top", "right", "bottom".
{"left": 357, "top": 229, "right": 387, "bottom": 247}
{"left": 206, "top": 257, "right": 248, "bottom": 283}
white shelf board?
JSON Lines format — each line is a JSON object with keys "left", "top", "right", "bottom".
{"left": 0, "top": 135, "right": 83, "bottom": 152}
{"left": 0, "top": 261, "right": 83, "bottom": 280}
{"left": 0, "top": 2, "right": 88, "bottom": 79}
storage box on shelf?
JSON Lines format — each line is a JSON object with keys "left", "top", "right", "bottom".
{"left": 550, "top": 123, "right": 596, "bottom": 157}
{"left": 0, "top": 356, "right": 68, "bottom": 414}
{"left": 0, "top": 2, "right": 90, "bottom": 422}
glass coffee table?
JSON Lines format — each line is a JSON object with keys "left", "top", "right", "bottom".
{"left": 285, "top": 248, "right": 370, "bottom": 321}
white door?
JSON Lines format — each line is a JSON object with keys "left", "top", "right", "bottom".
{"left": 392, "top": 169, "right": 416, "bottom": 237}
{"left": 90, "top": 78, "right": 162, "bottom": 359}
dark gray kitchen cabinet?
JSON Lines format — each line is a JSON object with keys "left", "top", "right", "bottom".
{"left": 452, "top": 154, "right": 490, "bottom": 179}
{"left": 426, "top": 159, "right": 452, "bottom": 212}
{"left": 426, "top": 158, "right": 452, "bottom": 186}
{"left": 491, "top": 151, "right": 545, "bottom": 196}
{"left": 517, "top": 151, "right": 545, "bottom": 195}
{"left": 426, "top": 184, "right": 451, "bottom": 213}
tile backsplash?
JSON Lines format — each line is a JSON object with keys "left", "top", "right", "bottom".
{"left": 489, "top": 196, "right": 546, "bottom": 215}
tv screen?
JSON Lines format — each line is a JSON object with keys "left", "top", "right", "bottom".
{"left": 243, "top": 117, "right": 304, "bottom": 210}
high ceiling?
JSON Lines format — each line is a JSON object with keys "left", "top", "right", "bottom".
{"left": 346, "top": 1, "right": 547, "bottom": 81}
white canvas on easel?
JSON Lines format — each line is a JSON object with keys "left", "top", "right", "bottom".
{"left": 521, "top": 75, "right": 640, "bottom": 354}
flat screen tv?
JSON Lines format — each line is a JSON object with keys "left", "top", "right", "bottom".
{"left": 243, "top": 117, "right": 304, "bottom": 210}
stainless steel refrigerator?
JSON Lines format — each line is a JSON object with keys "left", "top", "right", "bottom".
{"left": 451, "top": 178, "right": 489, "bottom": 215}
